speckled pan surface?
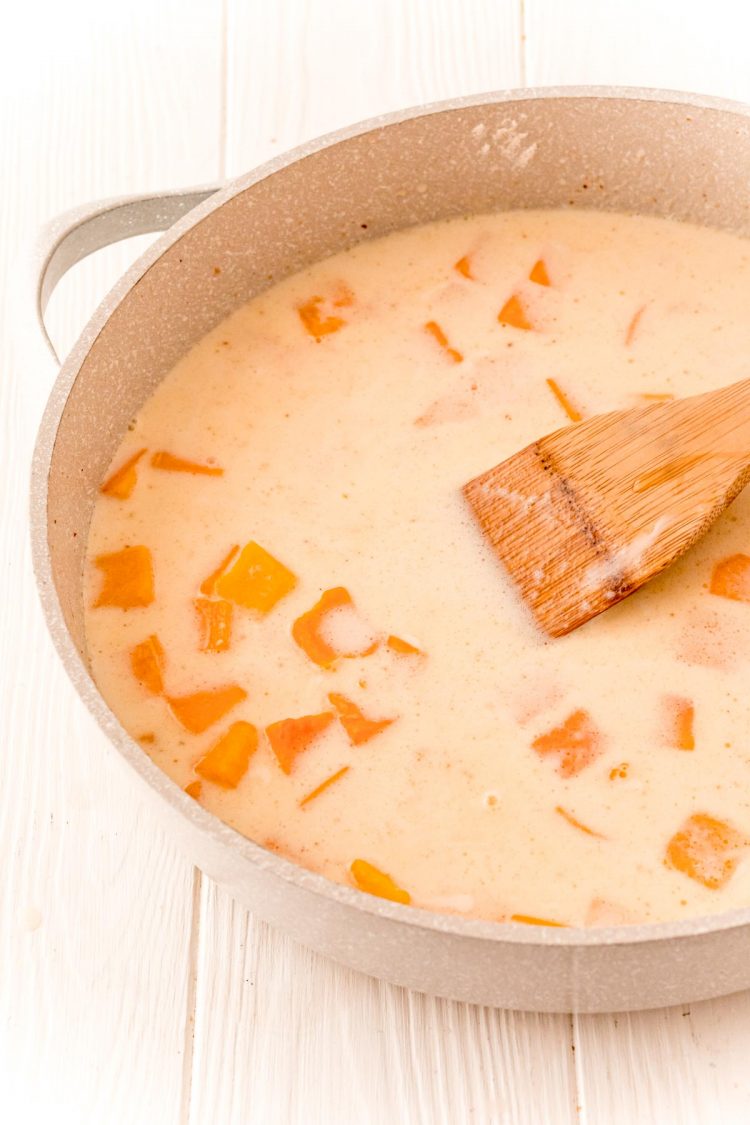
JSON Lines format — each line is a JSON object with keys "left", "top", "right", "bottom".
{"left": 31, "top": 88, "right": 750, "bottom": 1013}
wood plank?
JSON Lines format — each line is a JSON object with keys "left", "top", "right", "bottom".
{"left": 524, "top": 3, "right": 750, "bottom": 1123}
{"left": 189, "top": 884, "right": 577, "bottom": 1125}
{"left": 186, "top": 3, "right": 576, "bottom": 1123}
{"left": 0, "top": 2, "right": 222, "bottom": 1121}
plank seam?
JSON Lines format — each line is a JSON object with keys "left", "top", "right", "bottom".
{"left": 179, "top": 867, "right": 203, "bottom": 1125}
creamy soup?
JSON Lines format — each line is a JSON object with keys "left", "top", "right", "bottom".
{"left": 84, "top": 209, "right": 750, "bottom": 927}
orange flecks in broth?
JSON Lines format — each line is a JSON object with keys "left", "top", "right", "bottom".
{"left": 100, "top": 448, "right": 147, "bottom": 500}
{"left": 185, "top": 780, "right": 202, "bottom": 800}
{"left": 93, "top": 546, "right": 154, "bottom": 609}
{"left": 266, "top": 712, "right": 335, "bottom": 775}
{"left": 529, "top": 259, "right": 551, "bottom": 286}
{"left": 167, "top": 685, "right": 247, "bottom": 734}
{"left": 454, "top": 255, "right": 474, "bottom": 280}
{"left": 216, "top": 541, "right": 297, "bottom": 614}
{"left": 386, "top": 634, "right": 423, "bottom": 656}
{"left": 196, "top": 720, "right": 258, "bottom": 788}
{"left": 350, "top": 859, "right": 411, "bottom": 905}
{"left": 194, "top": 597, "right": 233, "bottom": 653}
{"left": 424, "top": 320, "right": 463, "bottom": 363}
{"left": 663, "top": 695, "right": 695, "bottom": 750}
{"left": 138, "top": 732, "right": 156, "bottom": 745}
{"left": 292, "top": 587, "right": 377, "bottom": 668}
{"left": 510, "top": 914, "right": 568, "bottom": 927}
{"left": 532, "top": 709, "right": 603, "bottom": 778}
{"left": 200, "top": 545, "right": 240, "bottom": 596}
{"left": 637, "top": 392, "right": 675, "bottom": 402}
{"left": 328, "top": 693, "right": 394, "bottom": 746}
{"left": 150, "top": 451, "right": 223, "bottom": 476}
{"left": 498, "top": 294, "right": 533, "bottom": 330}
{"left": 555, "top": 806, "right": 606, "bottom": 839}
{"left": 665, "top": 813, "right": 750, "bottom": 889}
{"left": 625, "top": 303, "right": 647, "bottom": 347}
{"left": 545, "top": 377, "right": 582, "bottom": 423}
{"left": 130, "top": 634, "right": 166, "bottom": 694}
{"left": 609, "top": 762, "right": 629, "bottom": 780}
{"left": 710, "top": 554, "right": 750, "bottom": 604}
{"left": 299, "top": 765, "right": 350, "bottom": 808}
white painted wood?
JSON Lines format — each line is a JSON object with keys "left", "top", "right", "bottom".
{"left": 7, "top": 1, "right": 750, "bottom": 1123}
{"left": 0, "top": 3, "right": 222, "bottom": 1123}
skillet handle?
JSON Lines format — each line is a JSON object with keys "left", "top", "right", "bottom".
{"left": 36, "top": 184, "right": 221, "bottom": 362}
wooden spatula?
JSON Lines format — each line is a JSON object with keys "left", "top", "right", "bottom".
{"left": 462, "top": 377, "right": 750, "bottom": 638}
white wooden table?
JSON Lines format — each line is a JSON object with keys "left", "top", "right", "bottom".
{"left": 4, "top": 2, "right": 750, "bottom": 1121}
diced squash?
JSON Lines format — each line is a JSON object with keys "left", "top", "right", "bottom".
{"left": 299, "top": 765, "right": 350, "bottom": 807}
{"left": 150, "top": 451, "right": 223, "bottom": 476}
{"left": 529, "top": 259, "right": 551, "bottom": 286}
{"left": 350, "top": 859, "right": 411, "bottom": 905}
{"left": 555, "top": 805, "right": 605, "bottom": 839}
{"left": 266, "top": 712, "right": 334, "bottom": 774}
{"left": 454, "top": 255, "right": 474, "bottom": 280}
{"left": 545, "top": 377, "right": 582, "bottom": 423}
{"left": 665, "top": 812, "right": 750, "bottom": 889}
{"left": 386, "top": 634, "right": 423, "bottom": 655}
{"left": 167, "top": 684, "right": 247, "bottom": 734}
{"left": 625, "top": 304, "right": 646, "bottom": 347}
{"left": 200, "top": 545, "right": 240, "bottom": 596}
{"left": 498, "top": 294, "right": 533, "bottom": 330}
{"left": 424, "top": 320, "right": 463, "bottom": 363}
{"left": 100, "top": 448, "right": 146, "bottom": 500}
{"left": 216, "top": 540, "right": 297, "bottom": 613}
{"left": 93, "top": 545, "right": 154, "bottom": 609}
{"left": 194, "top": 597, "right": 233, "bottom": 653}
{"left": 328, "top": 692, "right": 394, "bottom": 746}
{"left": 297, "top": 294, "right": 348, "bottom": 339}
{"left": 130, "top": 634, "right": 165, "bottom": 694}
{"left": 195, "top": 720, "right": 258, "bottom": 788}
{"left": 185, "top": 780, "right": 202, "bottom": 800}
{"left": 292, "top": 586, "right": 377, "bottom": 668}
{"left": 710, "top": 554, "right": 750, "bottom": 603}
{"left": 663, "top": 695, "right": 695, "bottom": 751}
{"left": 532, "top": 709, "right": 603, "bottom": 777}
{"left": 510, "top": 914, "right": 568, "bottom": 927}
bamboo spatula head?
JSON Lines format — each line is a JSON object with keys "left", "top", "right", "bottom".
{"left": 463, "top": 378, "right": 750, "bottom": 638}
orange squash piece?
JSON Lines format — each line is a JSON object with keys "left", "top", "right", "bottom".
{"left": 184, "top": 780, "right": 202, "bottom": 800}
{"left": 529, "top": 259, "right": 551, "bottom": 286}
{"left": 498, "top": 294, "right": 533, "bottom": 330}
{"left": 665, "top": 813, "right": 750, "bottom": 889}
{"left": 199, "top": 545, "right": 240, "bottom": 596}
{"left": 266, "top": 712, "right": 334, "bottom": 775}
{"left": 546, "top": 378, "right": 582, "bottom": 423}
{"left": 299, "top": 765, "right": 350, "bottom": 808}
{"left": 297, "top": 284, "right": 352, "bottom": 335}
{"left": 510, "top": 914, "right": 568, "bottom": 927}
{"left": 386, "top": 634, "right": 423, "bottom": 656}
{"left": 350, "top": 859, "right": 411, "bottom": 905}
{"left": 424, "top": 320, "right": 463, "bottom": 363}
{"left": 454, "top": 255, "right": 474, "bottom": 280}
{"left": 93, "top": 545, "right": 154, "bottom": 609}
{"left": 130, "top": 634, "right": 165, "bottom": 694}
{"left": 328, "top": 692, "right": 394, "bottom": 746}
{"left": 710, "top": 554, "right": 750, "bottom": 604}
{"left": 532, "top": 709, "right": 603, "bottom": 778}
{"left": 194, "top": 597, "right": 233, "bottom": 653}
{"left": 216, "top": 540, "right": 297, "bottom": 613}
{"left": 100, "top": 448, "right": 147, "bottom": 500}
{"left": 150, "top": 451, "right": 223, "bottom": 476}
{"left": 663, "top": 695, "right": 695, "bottom": 751}
{"left": 195, "top": 720, "right": 258, "bottom": 788}
{"left": 167, "top": 685, "right": 247, "bottom": 734}
{"left": 292, "top": 586, "right": 377, "bottom": 668}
